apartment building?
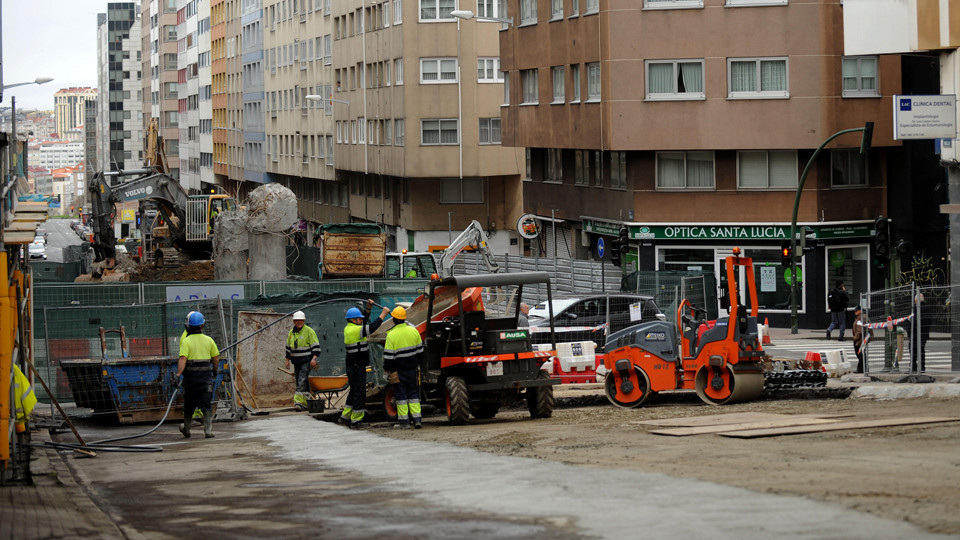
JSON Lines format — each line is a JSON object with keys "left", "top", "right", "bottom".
{"left": 496, "top": 0, "right": 922, "bottom": 327}
{"left": 302, "top": 0, "right": 524, "bottom": 252}
{"left": 262, "top": 0, "right": 343, "bottom": 232}
{"left": 177, "top": 0, "right": 203, "bottom": 191}
{"left": 142, "top": 0, "right": 181, "bottom": 179}
{"left": 53, "top": 87, "right": 97, "bottom": 137}
{"left": 27, "top": 141, "right": 85, "bottom": 170}
{"left": 198, "top": 0, "right": 215, "bottom": 188}
{"left": 241, "top": 0, "right": 266, "bottom": 185}
{"left": 96, "top": 3, "right": 143, "bottom": 175}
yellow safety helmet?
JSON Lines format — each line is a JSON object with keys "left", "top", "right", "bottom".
{"left": 391, "top": 306, "right": 407, "bottom": 320}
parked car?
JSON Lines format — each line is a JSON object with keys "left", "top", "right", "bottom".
{"left": 33, "top": 234, "right": 46, "bottom": 245}
{"left": 35, "top": 228, "right": 48, "bottom": 242}
{"left": 527, "top": 294, "right": 665, "bottom": 350}
{"left": 28, "top": 242, "right": 46, "bottom": 260}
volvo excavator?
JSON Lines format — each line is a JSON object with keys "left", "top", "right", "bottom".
{"left": 86, "top": 119, "right": 236, "bottom": 277}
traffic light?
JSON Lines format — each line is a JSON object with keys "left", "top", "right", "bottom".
{"left": 780, "top": 239, "right": 792, "bottom": 267}
{"left": 896, "top": 239, "right": 912, "bottom": 256}
{"left": 135, "top": 211, "right": 141, "bottom": 226}
{"left": 800, "top": 226, "right": 815, "bottom": 253}
{"left": 873, "top": 217, "right": 891, "bottom": 265}
{"left": 860, "top": 121, "right": 874, "bottom": 155}
{"left": 610, "top": 243, "right": 621, "bottom": 267}
{"left": 617, "top": 227, "right": 629, "bottom": 255}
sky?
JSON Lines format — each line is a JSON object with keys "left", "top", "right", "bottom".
{"left": 2, "top": 0, "right": 107, "bottom": 110}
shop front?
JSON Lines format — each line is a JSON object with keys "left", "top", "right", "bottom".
{"left": 583, "top": 219, "right": 875, "bottom": 329}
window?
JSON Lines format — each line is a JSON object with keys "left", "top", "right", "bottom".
{"left": 728, "top": 57, "right": 788, "bottom": 98}
{"left": 478, "top": 58, "right": 503, "bottom": 83}
{"left": 478, "top": 0, "right": 507, "bottom": 18}
{"left": 738, "top": 151, "right": 797, "bottom": 189}
{"left": 551, "top": 0, "right": 563, "bottom": 19}
{"left": 546, "top": 148, "right": 562, "bottom": 183}
{"left": 570, "top": 0, "right": 579, "bottom": 16}
{"left": 587, "top": 62, "right": 601, "bottom": 101}
{"left": 478, "top": 118, "right": 501, "bottom": 144}
{"left": 570, "top": 64, "right": 580, "bottom": 102}
{"left": 395, "top": 58, "right": 404, "bottom": 85}
{"left": 574, "top": 150, "right": 589, "bottom": 185}
{"left": 646, "top": 60, "right": 704, "bottom": 100}
{"left": 656, "top": 151, "right": 715, "bottom": 189}
{"left": 842, "top": 56, "right": 878, "bottom": 98}
{"left": 422, "top": 118, "right": 457, "bottom": 145}
{"left": 503, "top": 72, "right": 510, "bottom": 104}
{"left": 610, "top": 151, "right": 626, "bottom": 189}
{"left": 420, "top": 0, "right": 454, "bottom": 20}
{"left": 358, "top": 116, "right": 366, "bottom": 143}
{"left": 726, "top": 0, "right": 785, "bottom": 5}
{"left": 551, "top": 66, "right": 565, "bottom": 103}
{"left": 395, "top": 119, "right": 405, "bottom": 145}
{"left": 421, "top": 57, "right": 457, "bottom": 83}
{"left": 644, "top": 0, "right": 702, "bottom": 7}
{"left": 825, "top": 246, "right": 869, "bottom": 313}
{"left": 585, "top": 0, "right": 598, "bottom": 13}
{"left": 441, "top": 178, "right": 483, "bottom": 203}
{"left": 831, "top": 149, "right": 867, "bottom": 187}
{"left": 395, "top": 0, "right": 403, "bottom": 23}
{"left": 521, "top": 69, "right": 538, "bottom": 104}
{"left": 520, "top": 0, "right": 537, "bottom": 24}
{"left": 385, "top": 119, "right": 393, "bottom": 144}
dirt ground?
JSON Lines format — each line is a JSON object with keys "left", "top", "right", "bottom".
{"left": 125, "top": 259, "right": 215, "bottom": 281}
{"left": 372, "top": 386, "right": 960, "bottom": 535}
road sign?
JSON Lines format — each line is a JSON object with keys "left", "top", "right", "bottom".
{"left": 596, "top": 237, "right": 605, "bottom": 258}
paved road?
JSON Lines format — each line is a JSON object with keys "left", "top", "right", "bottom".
{"left": 39, "top": 218, "right": 83, "bottom": 264}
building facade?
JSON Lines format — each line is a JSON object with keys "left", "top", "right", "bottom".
{"left": 143, "top": 0, "right": 182, "bottom": 179}
{"left": 96, "top": 3, "right": 143, "bottom": 175}
{"left": 53, "top": 87, "right": 97, "bottom": 138}
{"left": 497, "top": 0, "right": 910, "bottom": 327}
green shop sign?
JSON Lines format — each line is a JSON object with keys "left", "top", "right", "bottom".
{"left": 584, "top": 220, "right": 872, "bottom": 241}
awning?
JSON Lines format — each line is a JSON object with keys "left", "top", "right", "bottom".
{"left": 534, "top": 214, "right": 566, "bottom": 224}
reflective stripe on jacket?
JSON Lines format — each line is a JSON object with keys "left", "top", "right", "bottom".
{"left": 382, "top": 322, "right": 423, "bottom": 372}
{"left": 179, "top": 332, "right": 220, "bottom": 372}
{"left": 344, "top": 317, "right": 385, "bottom": 366}
{"left": 286, "top": 325, "right": 321, "bottom": 363}
{"left": 14, "top": 364, "right": 37, "bottom": 424}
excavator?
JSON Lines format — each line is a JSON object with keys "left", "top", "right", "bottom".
{"left": 438, "top": 220, "right": 500, "bottom": 277}
{"left": 602, "top": 248, "right": 765, "bottom": 407}
{"left": 86, "top": 119, "right": 236, "bottom": 277}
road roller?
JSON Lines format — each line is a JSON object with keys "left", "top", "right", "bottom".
{"left": 602, "top": 248, "right": 765, "bottom": 407}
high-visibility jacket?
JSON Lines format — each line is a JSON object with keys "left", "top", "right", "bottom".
{"left": 14, "top": 364, "right": 37, "bottom": 425}
{"left": 179, "top": 332, "right": 220, "bottom": 373}
{"left": 383, "top": 322, "right": 423, "bottom": 372}
{"left": 286, "top": 325, "right": 321, "bottom": 364}
{"left": 344, "top": 317, "right": 385, "bottom": 366}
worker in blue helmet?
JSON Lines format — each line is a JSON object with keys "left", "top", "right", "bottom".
{"left": 176, "top": 311, "right": 220, "bottom": 438}
{"left": 339, "top": 299, "right": 389, "bottom": 428}
{"left": 181, "top": 311, "right": 204, "bottom": 425}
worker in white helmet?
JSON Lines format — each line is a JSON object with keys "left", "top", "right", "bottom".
{"left": 285, "top": 310, "right": 321, "bottom": 411}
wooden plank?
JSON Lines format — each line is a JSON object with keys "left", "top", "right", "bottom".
{"left": 651, "top": 417, "right": 840, "bottom": 437}
{"left": 2, "top": 231, "right": 40, "bottom": 244}
{"left": 632, "top": 412, "right": 852, "bottom": 428}
{"left": 720, "top": 417, "right": 960, "bottom": 439}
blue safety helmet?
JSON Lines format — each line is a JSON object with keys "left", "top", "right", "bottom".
{"left": 345, "top": 307, "right": 363, "bottom": 320}
{"left": 188, "top": 311, "right": 205, "bottom": 326}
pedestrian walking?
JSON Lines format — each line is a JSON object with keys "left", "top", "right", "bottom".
{"left": 285, "top": 311, "right": 321, "bottom": 411}
{"left": 826, "top": 280, "right": 849, "bottom": 341}
{"left": 382, "top": 306, "right": 424, "bottom": 429}
{"left": 339, "top": 300, "right": 389, "bottom": 428}
{"left": 852, "top": 305, "right": 873, "bottom": 373}
{"left": 176, "top": 311, "right": 220, "bottom": 438}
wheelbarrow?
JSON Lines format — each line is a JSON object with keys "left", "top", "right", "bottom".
{"left": 306, "top": 375, "right": 350, "bottom": 413}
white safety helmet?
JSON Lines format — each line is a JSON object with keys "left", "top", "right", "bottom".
{"left": 292, "top": 311, "right": 306, "bottom": 321}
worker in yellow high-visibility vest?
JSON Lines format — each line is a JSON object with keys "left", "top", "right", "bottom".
{"left": 382, "top": 306, "right": 423, "bottom": 429}
{"left": 285, "top": 311, "right": 321, "bottom": 411}
{"left": 339, "top": 300, "right": 389, "bottom": 428}
{"left": 176, "top": 311, "right": 220, "bottom": 438}
{"left": 13, "top": 364, "right": 37, "bottom": 433}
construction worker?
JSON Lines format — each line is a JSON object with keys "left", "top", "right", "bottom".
{"left": 286, "top": 310, "right": 321, "bottom": 411}
{"left": 382, "top": 306, "right": 424, "bottom": 429}
{"left": 182, "top": 311, "right": 204, "bottom": 424}
{"left": 339, "top": 299, "right": 390, "bottom": 428}
{"left": 13, "top": 364, "right": 37, "bottom": 434}
{"left": 176, "top": 311, "right": 220, "bottom": 438}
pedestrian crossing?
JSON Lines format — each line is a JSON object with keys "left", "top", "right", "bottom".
{"left": 763, "top": 338, "right": 956, "bottom": 372}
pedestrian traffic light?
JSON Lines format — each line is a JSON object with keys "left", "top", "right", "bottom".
{"left": 610, "top": 244, "right": 621, "bottom": 267}
{"left": 780, "top": 239, "right": 792, "bottom": 267}
{"left": 617, "top": 227, "right": 629, "bottom": 255}
{"left": 135, "top": 211, "right": 141, "bottom": 226}
{"left": 874, "top": 217, "right": 890, "bottom": 264}
{"left": 896, "top": 239, "right": 912, "bottom": 256}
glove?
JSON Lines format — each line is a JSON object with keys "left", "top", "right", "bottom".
{"left": 175, "top": 375, "right": 183, "bottom": 389}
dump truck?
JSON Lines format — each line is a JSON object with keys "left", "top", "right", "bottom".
{"left": 317, "top": 223, "right": 438, "bottom": 279}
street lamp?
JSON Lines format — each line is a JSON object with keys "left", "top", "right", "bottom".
{"left": 450, "top": 10, "right": 513, "bottom": 25}
{"left": 305, "top": 94, "right": 350, "bottom": 106}
{"left": 2, "top": 76, "right": 54, "bottom": 91}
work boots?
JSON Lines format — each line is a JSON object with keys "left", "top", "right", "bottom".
{"left": 203, "top": 413, "right": 215, "bottom": 438}
{"left": 179, "top": 416, "right": 191, "bottom": 438}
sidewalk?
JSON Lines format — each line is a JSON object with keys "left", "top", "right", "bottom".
{"left": 0, "top": 427, "right": 135, "bottom": 540}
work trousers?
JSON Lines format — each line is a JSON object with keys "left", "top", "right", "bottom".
{"left": 342, "top": 362, "right": 367, "bottom": 422}
{"left": 394, "top": 368, "right": 421, "bottom": 425}
{"left": 292, "top": 359, "right": 311, "bottom": 393}
{"left": 182, "top": 369, "right": 214, "bottom": 422}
